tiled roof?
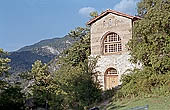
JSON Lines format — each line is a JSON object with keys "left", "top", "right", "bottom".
{"left": 87, "top": 9, "right": 141, "bottom": 25}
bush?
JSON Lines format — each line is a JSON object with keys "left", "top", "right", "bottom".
{"left": 113, "top": 67, "right": 170, "bottom": 100}
{"left": 0, "top": 85, "right": 25, "bottom": 110}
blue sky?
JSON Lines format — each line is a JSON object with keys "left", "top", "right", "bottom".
{"left": 0, "top": 0, "right": 140, "bottom": 52}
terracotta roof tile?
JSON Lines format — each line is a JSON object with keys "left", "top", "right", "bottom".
{"left": 87, "top": 9, "right": 141, "bottom": 25}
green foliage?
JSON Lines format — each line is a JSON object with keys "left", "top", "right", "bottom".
{"left": 56, "top": 61, "right": 102, "bottom": 110}
{"left": 0, "top": 49, "right": 25, "bottom": 109}
{"left": 28, "top": 60, "right": 59, "bottom": 109}
{"left": 55, "top": 27, "right": 102, "bottom": 110}
{"left": 137, "top": 0, "right": 170, "bottom": 17}
{"left": 17, "top": 26, "right": 101, "bottom": 110}
{"left": 9, "top": 51, "right": 54, "bottom": 73}
{"left": 129, "top": 0, "right": 170, "bottom": 73}
{"left": 90, "top": 11, "right": 99, "bottom": 18}
{"left": 0, "top": 48, "right": 11, "bottom": 89}
{"left": 102, "top": 89, "right": 116, "bottom": 100}
{"left": 107, "top": 96, "right": 170, "bottom": 110}
{"left": 0, "top": 85, "right": 25, "bottom": 110}
{"left": 116, "top": 0, "right": 170, "bottom": 99}
{"left": 69, "top": 27, "right": 90, "bottom": 40}
{"left": 9, "top": 35, "right": 76, "bottom": 73}
{"left": 0, "top": 48, "right": 10, "bottom": 76}
{"left": 118, "top": 67, "right": 170, "bottom": 98}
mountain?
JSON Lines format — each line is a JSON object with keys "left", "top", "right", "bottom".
{"left": 8, "top": 35, "right": 76, "bottom": 73}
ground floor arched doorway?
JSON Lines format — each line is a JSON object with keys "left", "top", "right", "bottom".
{"left": 104, "top": 68, "right": 118, "bottom": 90}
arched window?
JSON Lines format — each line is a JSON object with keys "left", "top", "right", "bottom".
{"left": 103, "top": 33, "right": 122, "bottom": 54}
{"left": 106, "top": 68, "right": 118, "bottom": 75}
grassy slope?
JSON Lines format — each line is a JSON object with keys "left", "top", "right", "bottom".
{"left": 102, "top": 96, "right": 170, "bottom": 110}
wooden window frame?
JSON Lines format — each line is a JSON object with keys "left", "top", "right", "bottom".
{"left": 103, "top": 33, "right": 122, "bottom": 54}
{"left": 106, "top": 68, "right": 118, "bottom": 75}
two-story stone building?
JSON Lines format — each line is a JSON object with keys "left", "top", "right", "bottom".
{"left": 87, "top": 9, "right": 140, "bottom": 90}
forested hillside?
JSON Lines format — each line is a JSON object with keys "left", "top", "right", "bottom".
{"left": 0, "top": 26, "right": 103, "bottom": 110}
{"left": 8, "top": 35, "right": 76, "bottom": 73}
{"left": 0, "top": 0, "right": 169, "bottom": 110}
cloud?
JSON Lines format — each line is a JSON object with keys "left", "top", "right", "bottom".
{"left": 113, "top": 0, "right": 140, "bottom": 15}
{"left": 79, "top": 7, "right": 96, "bottom": 17}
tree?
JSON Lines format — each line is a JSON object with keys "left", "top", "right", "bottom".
{"left": 0, "top": 48, "right": 10, "bottom": 76}
{"left": 117, "top": 0, "right": 170, "bottom": 98}
{"left": 0, "top": 85, "right": 25, "bottom": 110}
{"left": 90, "top": 11, "right": 98, "bottom": 18}
{"left": 137, "top": 0, "right": 170, "bottom": 17}
{"left": 55, "top": 27, "right": 102, "bottom": 110}
{"left": 129, "top": 0, "right": 170, "bottom": 74}
{"left": 29, "top": 60, "right": 58, "bottom": 110}
{"left": 0, "top": 48, "right": 11, "bottom": 89}
{"left": 0, "top": 49, "right": 26, "bottom": 109}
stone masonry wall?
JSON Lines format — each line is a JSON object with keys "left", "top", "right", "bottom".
{"left": 90, "top": 13, "right": 134, "bottom": 90}
{"left": 91, "top": 13, "right": 132, "bottom": 55}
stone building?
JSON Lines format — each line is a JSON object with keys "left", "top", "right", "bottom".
{"left": 87, "top": 9, "right": 140, "bottom": 90}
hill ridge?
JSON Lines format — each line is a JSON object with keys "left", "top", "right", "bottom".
{"left": 8, "top": 35, "right": 75, "bottom": 73}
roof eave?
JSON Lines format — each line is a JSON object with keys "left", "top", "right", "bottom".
{"left": 86, "top": 9, "right": 141, "bottom": 26}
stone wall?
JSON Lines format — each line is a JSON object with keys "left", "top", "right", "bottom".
{"left": 92, "top": 53, "right": 136, "bottom": 90}
{"left": 90, "top": 13, "right": 134, "bottom": 90}
{"left": 90, "top": 13, "right": 133, "bottom": 56}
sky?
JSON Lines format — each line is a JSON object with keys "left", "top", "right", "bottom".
{"left": 0, "top": 0, "right": 140, "bottom": 52}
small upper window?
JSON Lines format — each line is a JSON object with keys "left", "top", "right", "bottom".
{"left": 103, "top": 21, "right": 106, "bottom": 27}
{"left": 109, "top": 19, "right": 112, "bottom": 26}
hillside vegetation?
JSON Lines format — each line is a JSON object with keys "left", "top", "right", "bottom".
{"left": 0, "top": 0, "right": 169, "bottom": 110}
{"left": 8, "top": 35, "right": 76, "bottom": 73}
{"left": 105, "top": 96, "right": 170, "bottom": 110}
{"left": 99, "top": 0, "right": 170, "bottom": 109}
{"left": 0, "top": 26, "right": 103, "bottom": 110}
{"left": 113, "top": 0, "right": 170, "bottom": 99}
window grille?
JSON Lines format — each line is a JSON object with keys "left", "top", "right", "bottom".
{"left": 104, "top": 33, "right": 122, "bottom": 54}
{"left": 107, "top": 68, "right": 117, "bottom": 74}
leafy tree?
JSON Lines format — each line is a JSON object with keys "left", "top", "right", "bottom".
{"left": 55, "top": 27, "right": 102, "bottom": 110}
{"left": 28, "top": 60, "right": 59, "bottom": 109}
{"left": 0, "top": 85, "right": 25, "bottom": 110}
{"left": 129, "top": 0, "right": 170, "bottom": 74}
{"left": 90, "top": 11, "right": 98, "bottom": 18}
{"left": 0, "top": 49, "right": 26, "bottom": 109}
{"left": 0, "top": 48, "right": 10, "bottom": 76}
{"left": 117, "top": 0, "right": 170, "bottom": 98}
{"left": 137, "top": 0, "right": 170, "bottom": 17}
{"left": 0, "top": 48, "right": 11, "bottom": 89}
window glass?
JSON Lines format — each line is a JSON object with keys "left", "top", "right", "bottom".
{"left": 118, "top": 43, "right": 122, "bottom": 52}
{"left": 109, "top": 45, "right": 113, "bottom": 52}
{"left": 105, "top": 45, "right": 108, "bottom": 53}
{"left": 107, "top": 68, "right": 117, "bottom": 74}
{"left": 104, "top": 33, "right": 122, "bottom": 54}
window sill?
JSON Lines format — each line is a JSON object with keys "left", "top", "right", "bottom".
{"left": 105, "top": 74, "right": 119, "bottom": 76}
{"left": 103, "top": 52, "right": 123, "bottom": 56}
